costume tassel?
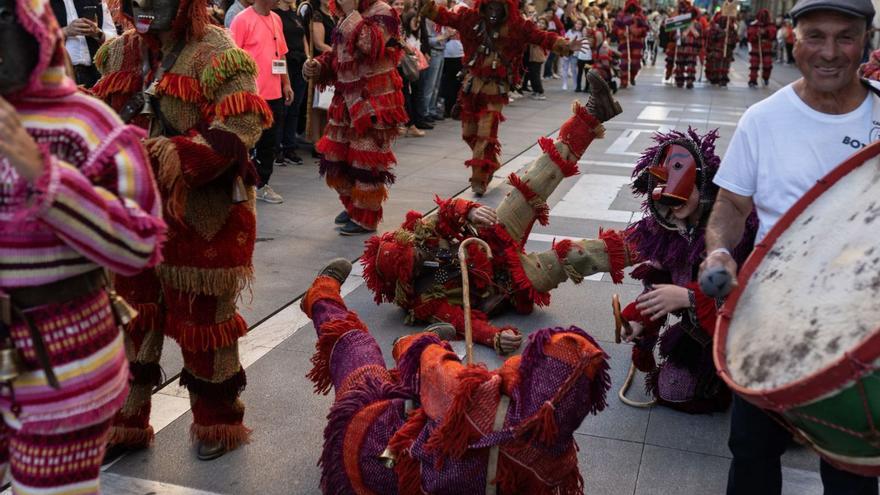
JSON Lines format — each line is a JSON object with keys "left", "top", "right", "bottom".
{"left": 424, "top": 366, "right": 494, "bottom": 462}
{"left": 307, "top": 312, "right": 368, "bottom": 394}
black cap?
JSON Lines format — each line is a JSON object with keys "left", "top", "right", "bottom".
{"left": 790, "top": 0, "right": 875, "bottom": 26}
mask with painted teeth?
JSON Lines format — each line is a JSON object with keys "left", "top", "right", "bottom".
{"left": 127, "top": 0, "right": 179, "bottom": 33}
{"left": 0, "top": 0, "right": 39, "bottom": 95}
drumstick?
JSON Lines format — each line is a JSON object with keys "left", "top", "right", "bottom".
{"left": 700, "top": 266, "right": 734, "bottom": 298}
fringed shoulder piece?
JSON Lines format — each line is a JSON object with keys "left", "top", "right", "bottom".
{"left": 200, "top": 47, "right": 259, "bottom": 99}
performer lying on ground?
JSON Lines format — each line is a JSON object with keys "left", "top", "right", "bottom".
{"left": 362, "top": 71, "right": 632, "bottom": 355}
{"left": 92, "top": 0, "right": 271, "bottom": 460}
{"left": 0, "top": 0, "right": 165, "bottom": 489}
{"left": 618, "top": 128, "right": 757, "bottom": 413}
{"left": 301, "top": 258, "right": 611, "bottom": 494}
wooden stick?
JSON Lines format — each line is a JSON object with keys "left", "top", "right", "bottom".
{"left": 458, "top": 238, "right": 492, "bottom": 366}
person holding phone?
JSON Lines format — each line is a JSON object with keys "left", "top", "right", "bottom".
{"left": 50, "top": 0, "right": 116, "bottom": 87}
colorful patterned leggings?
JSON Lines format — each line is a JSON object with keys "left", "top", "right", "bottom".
{"left": 110, "top": 270, "right": 249, "bottom": 451}
{"left": 460, "top": 90, "right": 507, "bottom": 192}
{"left": 0, "top": 420, "right": 110, "bottom": 495}
{"left": 749, "top": 53, "right": 773, "bottom": 83}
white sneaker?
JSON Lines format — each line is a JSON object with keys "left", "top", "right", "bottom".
{"left": 530, "top": 93, "right": 547, "bottom": 100}
{"left": 256, "top": 185, "right": 283, "bottom": 204}
{"left": 562, "top": 84, "right": 568, "bottom": 90}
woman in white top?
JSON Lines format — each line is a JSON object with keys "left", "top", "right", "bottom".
{"left": 562, "top": 19, "right": 584, "bottom": 90}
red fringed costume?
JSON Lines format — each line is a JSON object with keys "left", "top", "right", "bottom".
{"left": 422, "top": 0, "right": 573, "bottom": 194}
{"left": 747, "top": 9, "right": 776, "bottom": 87}
{"left": 706, "top": 11, "right": 738, "bottom": 87}
{"left": 664, "top": 0, "right": 703, "bottom": 89}
{"left": 362, "top": 102, "right": 632, "bottom": 353}
{"left": 302, "top": 272, "right": 611, "bottom": 494}
{"left": 93, "top": 3, "right": 271, "bottom": 452}
{"left": 612, "top": 0, "right": 649, "bottom": 88}
{"left": 312, "top": 0, "right": 406, "bottom": 230}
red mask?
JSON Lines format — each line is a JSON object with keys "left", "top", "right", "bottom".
{"left": 649, "top": 144, "right": 698, "bottom": 206}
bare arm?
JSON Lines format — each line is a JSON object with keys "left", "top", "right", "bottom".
{"left": 700, "top": 188, "right": 754, "bottom": 286}
{"left": 312, "top": 21, "right": 331, "bottom": 53}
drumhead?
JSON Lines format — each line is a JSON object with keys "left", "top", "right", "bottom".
{"left": 724, "top": 153, "right": 880, "bottom": 392}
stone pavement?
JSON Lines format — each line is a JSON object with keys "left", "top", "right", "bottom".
{"left": 95, "top": 53, "right": 828, "bottom": 495}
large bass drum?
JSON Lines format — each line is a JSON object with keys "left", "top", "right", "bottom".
{"left": 714, "top": 141, "right": 880, "bottom": 476}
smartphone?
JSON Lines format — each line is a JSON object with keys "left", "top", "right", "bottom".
{"left": 81, "top": 4, "right": 99, "bottom": 25}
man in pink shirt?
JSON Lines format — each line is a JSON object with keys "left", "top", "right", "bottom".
{"left": 231, "top": 0, "right": 294, "bottom": 204}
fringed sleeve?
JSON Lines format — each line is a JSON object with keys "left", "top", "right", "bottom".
{"left": 24, "top": 123, "right": 165, "bottom": 276}
{"left": 683, "top": 281, "right": 719, "bottom": 337}
{"left": 423, "top": 298, "right": 513, "bottom": 347}
{"left": 421, "top": 1, "right": 469, "bottom": 32}
{"left": 522, "top": 17, "right": 572, "bottom": 56}
{"left": 433, "top": 196, "right": 478, "bottom": 240}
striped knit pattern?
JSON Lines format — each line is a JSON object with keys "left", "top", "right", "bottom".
{"left": 2, "top": 419, "right": 110, "bottom": 495}
{"left": 1, "top": 92, "right": 165, "bottom": 288}
{"left": 3, "top": 291, "right": 130, "bottom": 435}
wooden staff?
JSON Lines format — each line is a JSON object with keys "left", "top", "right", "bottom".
{"left": 612, "top": 294, "right": 656, "bottom": 408}
{"left": 458, "top": 238, "right": 492, "bottom": 366}
{"left": 300, "top": 1, "right": 315, "bottom": 135}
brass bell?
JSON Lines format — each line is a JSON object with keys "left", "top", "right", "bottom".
{"left": 109, "top": 290, "right": 138, "bottom": 327}
{"left": 0, "top": 345, "right": 23, "bottom": 383}
{"left": 232, "top": 176, "right": 249, "bottom": 204}
{"left": 378, "top": 446, "right": 397, "bottom": 468}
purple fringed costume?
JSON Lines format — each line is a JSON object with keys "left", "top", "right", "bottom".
{"left": 621, "top": 128, "right": 758, "bottom": 414}
{"left": 300, "top": 274, "right": 611, "bottom": 494}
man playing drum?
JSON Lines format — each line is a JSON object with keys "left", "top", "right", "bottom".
{"left": 700, "top": 0, "right": 880, "bottom": 492}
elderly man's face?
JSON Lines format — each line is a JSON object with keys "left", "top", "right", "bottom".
{"left": 794, "top": 11, "right": 866, "bottom": 94}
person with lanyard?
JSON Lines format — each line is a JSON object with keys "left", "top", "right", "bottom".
{"left": 701, "top": 0, "right": 880, "bottom": 491}
{"left": 51, "top": 0, "right": 117, "bottom": 87}
{"left": 231, "top": 0, "right": 295, "bottom": 204}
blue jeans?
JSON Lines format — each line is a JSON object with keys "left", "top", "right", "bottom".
{"left": 276, "top": 65, "right": 308, "bottom": 151}
{"left": 419, "top": 51, "right": 444, "bottom": 118}
{"left": 727, "top": 395, "right": 878, "bottom": 495}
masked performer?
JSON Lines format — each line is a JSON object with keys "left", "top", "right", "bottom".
{"left": 705, "top": 11, "right": 737, "bottom": 87}
{"left": 618, "top": 129, "right": 757, "bottom": 413}
{"left": 747, "top": 9, "right": 775, "bottom": 88}
{"left": 302, "top": 0, "right": 406, "bottom": 235}
{"left": 91, "top": 0, "right": 271, "bottom": 460}
{"left": 612, "top": 0, "right": 649, "bottom": 89}
{"left": 0, "top": 0, "right": 165, "bottom": 490}
{"left": 421, "top": 0, "right": 582, "bottom": 195}
{"left": 301, "top": 258, "right": 611, "bottom": 494}
{"left": 363, "top": 73, "right": 631, "bottom": 355}
{"left": 663, "top": 0, "right": 702, "bottom": 89}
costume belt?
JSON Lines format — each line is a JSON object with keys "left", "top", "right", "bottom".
{"left": 0, "top": 269, "right": 107, "bottom": 390}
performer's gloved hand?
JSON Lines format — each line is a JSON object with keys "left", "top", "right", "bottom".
{"left": 495, "top": 329, "right": 523, "bottom": 355}
{"left": 302, "top": 59, "right": 321, "bottom": 79}
{"left": 467, "top": 205, "right": 497, "bottom": 227}
{"left": 0, "top": 96, "right": 44, "bottom": 182}
{"left": 620, "top": 320, "right": 644, "bottom": 342}
{"left": 635, "top": 284, "right": 690, "bottom": 321}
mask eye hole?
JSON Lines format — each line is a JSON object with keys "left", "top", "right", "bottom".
{"left": 0, "top": 9, "right": 14, "bottom": 23}
{"left": 673, "top": 162, "right": 683, "bottom": 170}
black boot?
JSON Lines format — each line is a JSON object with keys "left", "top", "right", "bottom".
{"left": 585, "top": 70, "right": 623, "bottom": 122}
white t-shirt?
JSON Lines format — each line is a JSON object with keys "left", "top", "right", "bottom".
{"left": 715, "top": 82, "right": 880, "bottom": 242}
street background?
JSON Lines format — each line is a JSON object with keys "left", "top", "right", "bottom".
{"left": 92, "top": 52, "right": 823, "bottom": 495}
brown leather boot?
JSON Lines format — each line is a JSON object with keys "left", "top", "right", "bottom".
{"left": 585, "top": 70, "right": 623, "bottom": 123}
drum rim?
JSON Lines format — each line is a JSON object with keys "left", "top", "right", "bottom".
{"left": 713, "top": 140, "right": 880, "bottom": 411}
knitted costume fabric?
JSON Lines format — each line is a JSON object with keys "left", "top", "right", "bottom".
{"left": 314, "top": 1, "right": 406, "bottom": 230}
{"left": 0, "top": 419, "right": 111, "bottom": 495}
{"left": 705, "top": 14, "right": 737, "bottom": 85}
{"left": 305, "top": 275, "right": 610, "bottom": 494}
{"left": 613, "top": 3, "right": 649, "bottom": 88}
{"left": 423, "top": 0, "right": 571, "bottom": 190}
{"left": 747, "top": 18, "right": 776, "bottom": 83}
{"left": 95, "top": 15, "right": 268, "bottom": 449}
